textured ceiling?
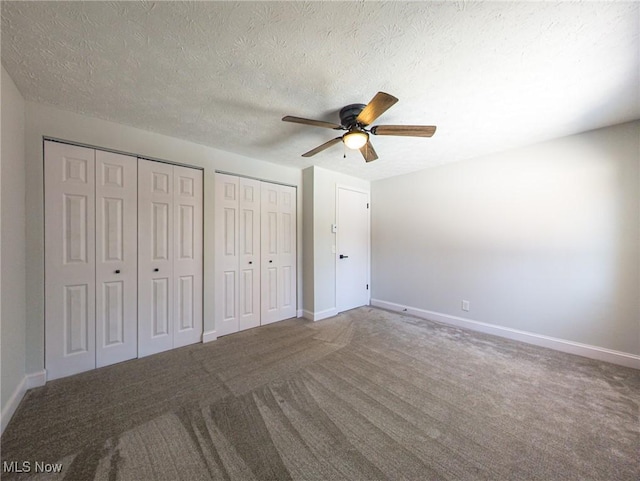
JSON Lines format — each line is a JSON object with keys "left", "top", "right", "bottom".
{"left": 2, "top": 1, "right": 639, "bottom": 180}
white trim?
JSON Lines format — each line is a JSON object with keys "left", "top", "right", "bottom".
{"left": 371, "top": 299, "right": 640, "bottom": 370}
{"left": 296, "top": 309, "right": 303, "bottom": 318}
{"left": 1, "top": 377, "right": 26, "bottom": 435}
{"left": 202, "top": 330, "right": 218, "bottom": 343}
{"left": 302, "top": 307, "right": 339, "bottom": 322}
{"left": 26, "top": 370, "right": 47, "bottom": 389}
{"left": 1, "top": 370, "right": 47, "bottom": 435}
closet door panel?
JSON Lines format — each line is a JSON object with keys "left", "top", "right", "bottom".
{"left": 261, "top": 183, "right": 297, "bottom": 325}
{"left": 173, "top": 165, "right": 203, "bottom": 348}
{"left": 279, "top": 186, "right": 297, "bottom": 318}
{"left": 95, "top": 150, "right": 138, "bottom": 367}
{"left": 238, "top": 178, "right": 261, "bottom": 331}
{"left": 45, "top": 141, "right": 96, "bottom": 380}
{"left": 215, "top": 174, "right": 240, "bottom": 336}
{"left": 138, "top": 159, "right": 174, "bottom": 356}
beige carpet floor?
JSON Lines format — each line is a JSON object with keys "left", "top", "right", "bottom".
{"left": 1, "top": 307, "right": 639, "bottom": 480}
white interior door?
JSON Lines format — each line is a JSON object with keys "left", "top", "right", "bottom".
{"left": 173, "top": 165, "right": 203, "bottom": 348}
{"left": 95, "top": 150, "right": 138, "bottom": 367}
{"left": 214, "top": 174, "right": 240, "bottom": 336}
{"left": 336, "top": 186, "right": 370, "bottom": 312}
{"left": 45, "top": 141, "right": 96, "bottom": 380}
{"left": 239, "top": 177, "right": 261, "bottom": 331}
{"left": 261, "top": 182, "right": 297, "bottom": 324}
{"left": 138, "top": 159, "right": 174, "bottom": 357}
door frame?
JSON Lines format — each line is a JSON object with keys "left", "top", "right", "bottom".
{"left": 335, "top": 184, "right": 371, "bottom": 313}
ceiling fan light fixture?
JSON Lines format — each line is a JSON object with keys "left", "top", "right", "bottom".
{"left": 343, "top": 130, "right": 368, "bottom": 150}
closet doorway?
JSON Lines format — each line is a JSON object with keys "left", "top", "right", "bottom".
{"left": 214, "top": 173, "right": 297, "bottom": 336}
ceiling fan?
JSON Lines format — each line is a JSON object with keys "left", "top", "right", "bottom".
{"left": 282, "top": 92, "right": 436, "bottom": 162}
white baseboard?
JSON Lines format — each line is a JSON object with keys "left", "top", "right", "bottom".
{"left": 296, "top": 309, "right": 303, "bottom": 318}
{"left": 371, "top": 299, "right": 640, "bottom": 370}
{"left": 302, "top": 308, "right": 339, "bottom": 322}
{"left": 202, "top": 330, "right": 217, "bottom": 343}
{"left": 26, "top": 370, "right": 47, "bottom": 389}
{"left": 1, "top": 370, "right": 47, "bottom": 435}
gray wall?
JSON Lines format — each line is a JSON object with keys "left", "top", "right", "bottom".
{"left": 23, "top": 101, "right": 303, "bottom": 374}
{"left": 372, "top": 121, "right": 640, "bottom": 355}
{"left": 1, "top": 67, "right": 27, "bottom": 412}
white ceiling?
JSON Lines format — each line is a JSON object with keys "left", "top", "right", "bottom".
{"left": 2, "top": 1, "right": 638, "bottom": 181}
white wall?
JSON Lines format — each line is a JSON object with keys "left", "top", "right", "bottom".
{"left": 24, "top": 101, "right": 303, "bottom": 374}
{"left": 372, "top": 121, "right": 640, "bottom": 360}
{"left": 303, "top": 166, "right": 370, "bottom": 319}
{"left": 1, "top": 66, "right": 27, "bottom": 429}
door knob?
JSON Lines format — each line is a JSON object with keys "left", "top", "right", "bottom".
{"left": 154, "top": 268, "right": 159, "bottom": 272}
{"left": 249, "top": 261, "right": 253, "bottom": 265}
{"left": 269, "top": 260, "right": 273, "bottom": 263}
{"left": 115, "top": 269, "right": 121, "bottom": 274}
{"left": 339, "top": 254, "right": 349, "bottom": 259}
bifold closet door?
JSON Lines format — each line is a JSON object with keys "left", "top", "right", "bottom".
{"left": 261, "top": 183, "right": 297, "bottom": 325}
{"left": 45, "top": 142, "right": 138, "bottom": 380}
{"left": 138, "top": 160, "right": 174, "bottom": 356}
{"left": 214, "top": 174, "right": 240, "bottom": 336}
{"left": 238, "top": 177, "right": 261, "bottom": 331}
{"left": 214, "top": 174, "right": 264, "bottom": 336}
{"left": 138, "top": 159, "right": 203, "bottom": 357}
{"left": 173, "top": 165, "right": 204, "bottom": 348}
{"left": 45, "top": 142, "right": 97, "bottom": 379}
{"left": 95, "top": 150, "right": 138, "bottom": 368}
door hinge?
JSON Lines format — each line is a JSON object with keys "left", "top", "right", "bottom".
{"left": 366, "top": 284, "right": 369, "bottom": 290}
{"left": 366, "top": 203, "right": 369, "bottom": 209}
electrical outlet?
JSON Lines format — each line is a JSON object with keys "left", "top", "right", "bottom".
{"left": 461, "top": 300, "right": 470, "bottom": 312}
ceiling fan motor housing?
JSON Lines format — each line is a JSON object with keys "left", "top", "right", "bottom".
{"left": 339, "top": 104, "right": 366, "bottom": 129}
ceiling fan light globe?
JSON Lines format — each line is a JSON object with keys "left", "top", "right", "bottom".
{"left": 343, "top": 131, "right": 368, "bottom": 150}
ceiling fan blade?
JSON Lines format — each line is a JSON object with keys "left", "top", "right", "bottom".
{"left": 282, "top": 115, "right": 343, "bottom": 130}
{"left": 360, "top": 140, "right": 378, "bottom": 162}
{"left": 301, "top": 137, "right": 343, "bottom": 157}
{"left": 356, "top": 92, "right": 399, "bottom": 126}
{"left": 371, "top": 125, "right": 437, "bottom": 137}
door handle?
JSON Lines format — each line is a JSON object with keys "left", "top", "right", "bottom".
{"left": 339, "top": 254, "right": 349, "bottom": 259}
{"left": 154, "top": 268, "right": 159, "bottom": 272}
{"left": 249, "top": 261, "right": 253, "bottom": 265}
{"left": 269, "top": 260, "right": 273, "bottom": 263}
{"left": 115, "top": 269, "right": 121, "bottom": 274}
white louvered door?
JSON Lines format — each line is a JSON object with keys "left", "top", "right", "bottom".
{"left": 95, "top": 150, "right": 138, "bottom": 367}
{"left": 45, "top": 141, "right": 97, "bottom": 379}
